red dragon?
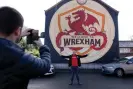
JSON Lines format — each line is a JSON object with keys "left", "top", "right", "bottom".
{"left": 65, "top": 10, "right": 88, "bottom": 35}
{"left": 65, "top": 10, "right": 99, "bottom": 35}
{"left": 56, "top": 9, "right": 107, "bottom": 52}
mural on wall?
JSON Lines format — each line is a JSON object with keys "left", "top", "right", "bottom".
{"left": 49, "top": 0, "right": 115, "bottom": 63}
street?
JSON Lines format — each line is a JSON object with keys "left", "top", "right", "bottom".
{"left": 28, "top": 71, "right": 133, "bottom": 89}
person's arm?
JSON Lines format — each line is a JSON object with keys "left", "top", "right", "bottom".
{"left": 19, "top": 45, "right": 51, "bottom": 77}
{"left": 61, "top": 55, "right": 71, "bottom": 58}
{"left": 78, "top": 54, "right": 88, "bottom": 58}
{"left": 60, "top": 54, "right": 71, "bottom": 67}
{"left": 18, "top": 30, "right": 51, "bottom": 77}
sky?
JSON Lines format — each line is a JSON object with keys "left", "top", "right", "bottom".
{"left": 0, "top": 0, "right": 132, "bottom": 40}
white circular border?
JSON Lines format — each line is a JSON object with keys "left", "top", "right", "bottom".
{"left": 49, "top": 0, "right": 115, "bottom": 63}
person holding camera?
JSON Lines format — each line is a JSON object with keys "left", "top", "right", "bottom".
{"left": 0, "top": 7, "right": 51, "bottom": 89}
{"left": 61, "top": 51, "right": 88, "bottom": 85}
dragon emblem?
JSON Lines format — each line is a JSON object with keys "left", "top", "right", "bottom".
{"left": 56, "top": 9, "right": 107, "bottom": 52}
{"left": 65, "top": 10, "right": 99, "bottom": 35}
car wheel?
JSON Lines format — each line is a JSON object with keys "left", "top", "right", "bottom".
{"left": 115, "top": 69, "right": 124, "bottom": 77}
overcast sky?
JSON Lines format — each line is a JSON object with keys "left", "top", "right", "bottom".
{"left": 0, "top": 0, "right": 132, "bottom": 40}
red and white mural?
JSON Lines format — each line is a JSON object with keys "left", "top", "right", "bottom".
{"left": 49, "top": 0, "right": 115, "bottom": 63}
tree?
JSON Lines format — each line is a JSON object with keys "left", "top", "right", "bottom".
{"left": 18, "top": 38, "right": 40, "bottom": 57}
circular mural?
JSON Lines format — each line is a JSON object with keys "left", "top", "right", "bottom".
{"left": 49, "top": 0, "right": 115, "bottom": 63}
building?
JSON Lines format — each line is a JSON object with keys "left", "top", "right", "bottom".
{"left": 45, "top": 0, "right": 119, "bottom": 64}
{"left": 119, "top": 41, "right": 133, "bottom": 58}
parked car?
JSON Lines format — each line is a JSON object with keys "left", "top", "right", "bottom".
{"left": 102, "top": 56, "right": 133, "bottom": 77}
{"left": 44, "top": 64, "right": 55, "bottom": 76}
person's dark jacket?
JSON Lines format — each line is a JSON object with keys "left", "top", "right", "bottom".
{"left": 61, "top": 54, "right": 87, "bottom": 67}
{"left": 0, "top": 38, "right": 51, "bottom": 89}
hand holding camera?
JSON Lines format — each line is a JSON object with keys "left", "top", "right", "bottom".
{"left": 21, "top": 28, "right": 44, "bottom": 47}
{"left": 26, "top": 29, "right": 39, "bottom": 44}
{"left": 34, "top": 39, "right": 43, "bottom": 47}
{"left": 21, "top": 28, "right": 31, "bottom": 37}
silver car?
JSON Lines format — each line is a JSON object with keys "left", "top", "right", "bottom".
{"left": 102, "top": 56, "right": 133, "bottom": 77}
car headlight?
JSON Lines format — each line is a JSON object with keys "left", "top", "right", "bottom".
{"left": 106, "top": 67, "right": 114, "bottom": 69}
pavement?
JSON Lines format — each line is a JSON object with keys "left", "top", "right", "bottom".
{"left": 28, "top": 71, "right": 133, "bottom": 89}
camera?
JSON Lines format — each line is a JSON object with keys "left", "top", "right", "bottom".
{"left": 26, "top": 28, "right": 45, "bottom": 44}
{"left": 26, "top": 29, "right": 39, "bottom": 44}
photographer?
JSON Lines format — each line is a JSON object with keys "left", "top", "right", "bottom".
{"left": 0, "top": 7, "right": 51, "bottom": 89}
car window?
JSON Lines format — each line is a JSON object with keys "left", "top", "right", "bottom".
{"left": 119, "top": 58, "right": 128, "bottom": 63}
{"left": 128, "top": 58, "right": 133, "bottom": 62}
{"left": 120, "top": 58, "right": 128, "bottom": 61}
